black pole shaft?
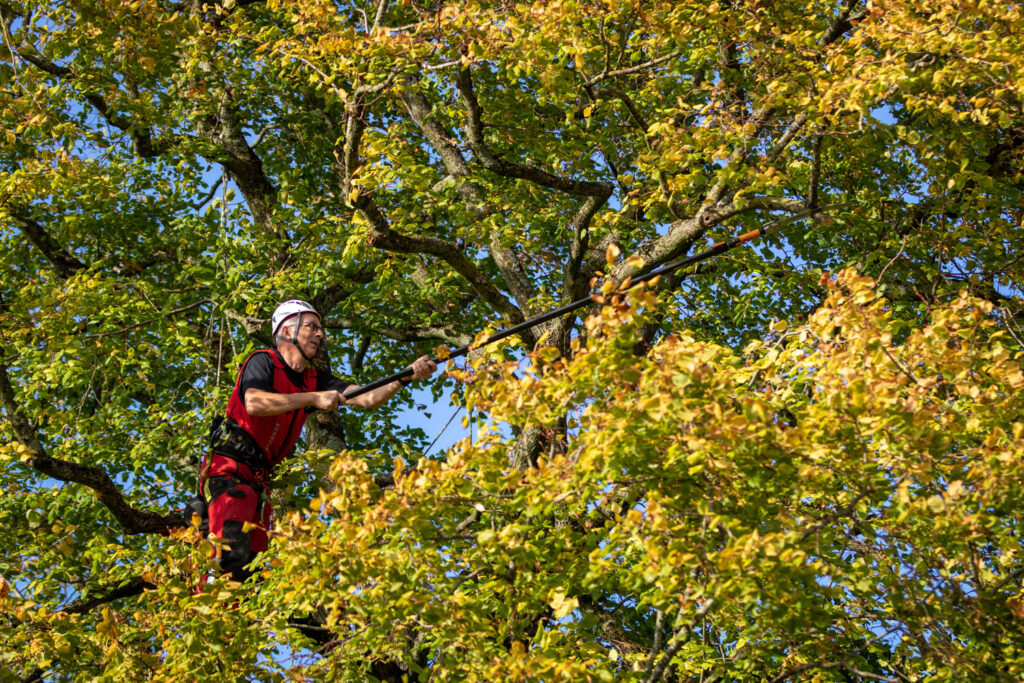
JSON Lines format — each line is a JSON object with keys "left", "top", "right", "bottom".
{"left": 343, "top": 231, "right": 757, "bottom": 399}
{"left": 343, "top": 206, "right": 841, "bottom": 400}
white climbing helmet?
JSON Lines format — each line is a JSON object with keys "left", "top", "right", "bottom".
{"left": 271, "top": 299, "right": 320, "bottom": 338}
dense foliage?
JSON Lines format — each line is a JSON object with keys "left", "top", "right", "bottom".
{"left": 1, "top": 0, "right": 1022, "bottom": 680}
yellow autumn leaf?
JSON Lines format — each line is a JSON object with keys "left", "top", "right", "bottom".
{"left": 605, "top": 243, "right": 621, "bottom": 265}
{"left": 549, "top": 588, "right": 579, "bottom": 620}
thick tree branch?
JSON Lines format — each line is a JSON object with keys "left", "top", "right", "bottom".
{"left": 821, "top": 0, "right": 870, "bottom": 47}
{"left": 0, "top": 361, "right": 184, "bottom": 535}
{"left": 644, "top": 599, "right": 716, "bottom": 683}
{"left": 62, "top": 576, "right": 155, "bottom": 614}
{"left": 614, "top": 216, "right": 706, "bottom": 284}
{"left": 766, "top": 112, "right": 810, "bottom": 161}
{"left": 701, "top": 196, "right": 808, "bottom": 228}
{"left": 702, "top": 107, "right": 775, "bottom": 209}
{"left": 197, "top": 90, "right": 281, "bottom": 238}
{"left": 341, "top": 87, "right": 523, "bottom": 324}
{"left": 566, "top": 193, "right": 612, "bottom": 301}
{"left": 717, "top": 40, "right": 746, "bottom": 106}
{"left": 403, "top": 83, "right": 539, "bottom": 311}
{"left": 8, "top": 4, "right": 283, "bottom": 243}
{"left": 456, "top": 67, "right": 615, "bottom": 198}
{"left": 311, "top": 269, "right": 377, "bottom": 314}
{"left": 371, "top": 0, "right": 389, "bottom": 32}
{"left": 355, "top": 197, "right": 522, "bottom": 322}
{"left": 613, "top": 102, "right": 798, "bottom": 284}
{"left": 6, "top": 212, "right": 85, "bottom": 277}
{"left": 7, "top": 29, "right": 174, "bottom": 158}
{"left": 322, "top": 316, "right": 472, "bottom": 346}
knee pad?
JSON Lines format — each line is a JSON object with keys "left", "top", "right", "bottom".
{"left": 205, "top": 477, "right": 268, "bottom": 567}
{"left": 219, "top": 519, "right": 255, "bottom": 581}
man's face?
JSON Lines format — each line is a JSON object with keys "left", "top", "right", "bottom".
{"left": 293, "top": 312, "right": 323, "bottom": 358}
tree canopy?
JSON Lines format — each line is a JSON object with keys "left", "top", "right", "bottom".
{"left": 1, "top": 0, "right": 1023, "bottom": 680}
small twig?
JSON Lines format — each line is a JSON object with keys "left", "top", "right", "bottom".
{"left": 1000, "top": 307, "right": 1024, "bottom": 347}
{"left": 423, "top": 59, "right": 461, "bottom": 72}
{"left": 879, "top": 344, "right": 920, "bottom": 385}
{"left": 191, "top": 177, "right": 224, "bottom": 210}
{"left": 84, "top": 300, "right": 210, "bottom": 339}
{"left": 250, "top": 124, "right": 277, "bottom": 149}
{"left": 584, "top": 51, "right": 681, "bottom": 86}
{"left": 877, "top": 235, "right": 908, "bottom": 282}
{"left": 808, "top": 132, "right": 823, "bottom": 208}
{"left": 454, "top": 509, "right": 480, "bottom": 534}
{"left": 766, "top": 112, "right": 809, "bottom": 161}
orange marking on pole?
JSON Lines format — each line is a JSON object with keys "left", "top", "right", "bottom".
{"left": 737, "top": 228, "right": 762, "bottom": 243}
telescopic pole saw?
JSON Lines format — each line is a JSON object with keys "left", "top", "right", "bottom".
{"left": 343, "top": 205, "right": 846, "bottom": 400}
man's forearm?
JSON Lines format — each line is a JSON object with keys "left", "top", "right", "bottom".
{"left": 346, "top": 380, "right": 404, "bottom": 410}
{"left": 245, "top": 389, "right": 318, "bottom": 416}
{"left": 347, "top": 354, "right": 436, "bottom": 409}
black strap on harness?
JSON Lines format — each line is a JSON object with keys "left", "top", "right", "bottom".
{"left": 189, "top": 416, "right": 272, "bottom": 530}
{"left": 208, "top": 415, "right": 272, "bottom": 476}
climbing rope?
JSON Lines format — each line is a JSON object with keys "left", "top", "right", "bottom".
{"left": 423, "top": 405, "right": 463, "bottom": 458}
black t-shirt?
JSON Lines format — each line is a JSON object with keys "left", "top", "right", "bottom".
{"left": 238, "top": 350, "right": 351, "bottom": 407}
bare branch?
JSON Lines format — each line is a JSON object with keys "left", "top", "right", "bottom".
{"left": 199, "top": 90, "right": 281, "bottom": 237}
{"left": 371, "top": 0, "right": 388, "bottom": 32}
{"left": 597, "top": 86, "right": 650, "bottom": 138}
{"left": 702, "top": 107, "right": 775, "bottom": 208}
{"left": 772, "top": 661, "right": 897, "bottom": 683}
{"left": 642, "top": 609, "right": 664, "bottom": 676}
{"left": 351, "top": 334, "right": 371, "bottom": 373}
{"left": 10, "top": 34, "right": 174, "bottom": 158}
{"left": 321, "top": 316, "right": 473, "bottom": 346}
{"left": 222, "top": 308, "right": 268, "bottom": 341}
{"left": 191, "top": 175, "right": 225, "bottom": 210}
{"left": 83, "top": 299, "right": 210, "bottom": 339}
{"left": 401, "top": 83, "right": 487, "bottom": 217}
{"left": 566, "top": 192, "right": 612, "bottom": 300}
{"left": 809, "top": 132, "right": 823, "bottom": 208}
{"left": 343, "top": 85, "right": 524, "bottom": 325}
{"left": 766, "top": 112, "right": 809, "bottom": 161}
{"left": 702, "top": 196, "right": 808, "bottom": 228}
{"left": 584, "top": 51, "right": 681, "bottom": 87}
{"left": 403, "top": 81, "right": 538, "bottom": 311}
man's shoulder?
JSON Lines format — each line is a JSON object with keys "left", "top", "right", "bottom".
{"left": 239, "top": 350, "right": 276, "bottom": 380}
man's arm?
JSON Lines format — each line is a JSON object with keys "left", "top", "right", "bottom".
{"left": 245, "top": 389, "right": 344, "bottom": 416}
{"left": 346, "top": 355, "right": 437, "bottom": 410}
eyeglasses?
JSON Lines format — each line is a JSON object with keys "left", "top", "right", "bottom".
{"left": 298, "top": 321, "right": 323, "bottom": 334}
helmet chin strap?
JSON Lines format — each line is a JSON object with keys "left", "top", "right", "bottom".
{"left": 275, "top": 318, "right": 318, "bottom": 365}
{"left": 275, "top": 334, "right": 317, "bottom": 364}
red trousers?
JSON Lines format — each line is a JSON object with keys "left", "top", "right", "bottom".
{"left": 199, "top": 454, "right": 271, "bottom": 581}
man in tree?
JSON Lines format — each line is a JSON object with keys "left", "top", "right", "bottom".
{"left": 198, "top": 299, "right": 437, "bottom": 581}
